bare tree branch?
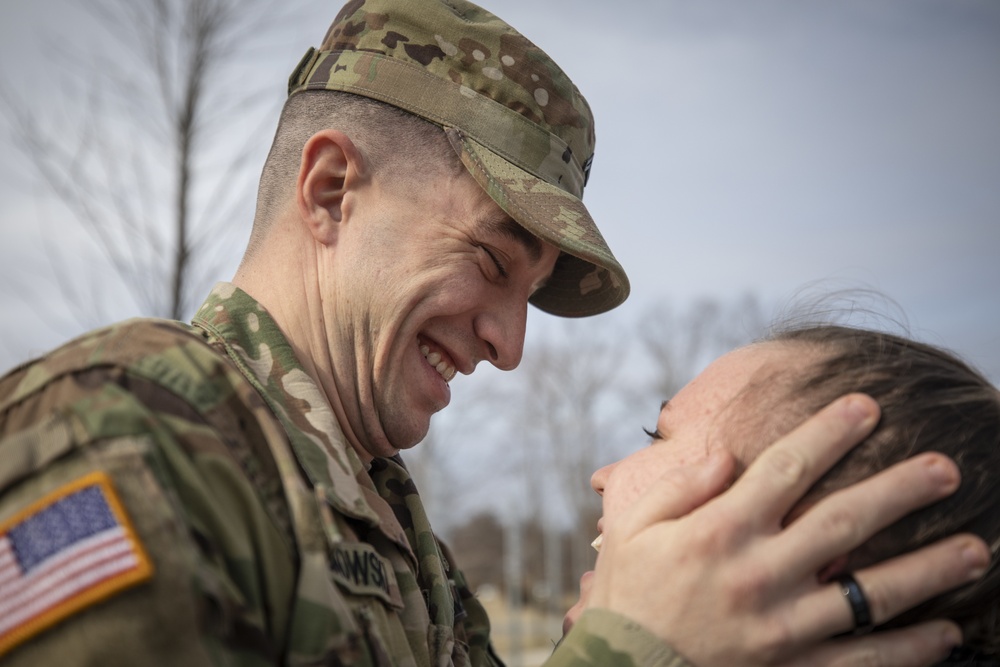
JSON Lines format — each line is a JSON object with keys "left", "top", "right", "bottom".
{"left": 639, "top": 295, "right": 767, "bottom": 400}
{"left": 2, "top": 0, "right": 302, "bottom": 325}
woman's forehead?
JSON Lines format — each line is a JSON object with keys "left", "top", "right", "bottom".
{"left": 659, "top": 343, "right": 799, "bottom": 436}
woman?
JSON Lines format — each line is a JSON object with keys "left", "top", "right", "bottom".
{"left": 567, "top": 325, "right": 999, "bottom": 664}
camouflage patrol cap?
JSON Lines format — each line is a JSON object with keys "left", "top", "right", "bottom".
{"left": 287, "top": 0, "right": 629, "bottom": 317}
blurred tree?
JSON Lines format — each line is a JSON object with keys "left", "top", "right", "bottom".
{"left": 1, "top": 0, "right": 300, "bottom": 326}
{"left": 448, "top": 511, "right": 506, "bottom": 592}
{"left": 463, "top": 315, "right": 637, "bottom": 620}
{"left": 446, "top": 511, "right": 584, "bottom": 620}
{"left": 639, "top": 293, "right": 767, "bottom": 399}
{"left": 404, "top": 380, "right": 510, "bottom": 535}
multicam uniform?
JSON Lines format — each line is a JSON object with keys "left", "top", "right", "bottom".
{"left": 0, "top": 285, "right": 687, "bottom": 666}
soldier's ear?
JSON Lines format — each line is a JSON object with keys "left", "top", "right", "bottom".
{"left": 296, "top": 130, "right": 369, "bottom": 246}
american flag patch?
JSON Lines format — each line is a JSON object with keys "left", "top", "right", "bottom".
{"left": 0, "top": 471, "right": 153, "bottom": 656}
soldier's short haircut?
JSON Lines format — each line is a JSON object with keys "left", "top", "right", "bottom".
{"left": 249, "top": 90, "right": 462, "bottom": 254}
{"left": 723, "top": 325, "right": 1000, "bottom": 656}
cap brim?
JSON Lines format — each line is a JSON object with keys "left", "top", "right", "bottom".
{"left": 447, "top": 130, "right": 630, "bottom": 317}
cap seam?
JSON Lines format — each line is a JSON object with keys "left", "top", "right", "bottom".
{"left": 293, "top": 49, "right": 587, "bottom": 193}
{"left": 455, "top": 131, "right": 616, "bottom": 268}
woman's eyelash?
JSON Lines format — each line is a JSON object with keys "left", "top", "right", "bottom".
{"left": 643, "top": 426, "right": 665, "bottom": 441}
{"left": 480, "top": 245, "right": 508, "bottom": 278}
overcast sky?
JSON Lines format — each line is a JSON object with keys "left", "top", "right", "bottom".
{"left": 1, "top": 0, "right": 998, "bottom": 384}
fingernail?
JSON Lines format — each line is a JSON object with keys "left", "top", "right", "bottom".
{"left": 845, "top": 394, "right": 877, "bottom": 425}
{"left": 942, "top": 624, "right": 962, "bottom": 648}
{"left": 964, "top": 543, "right": 989, "bottom": 579}
{"left": 927, "top": 456, "right": 960, "bottom": 491}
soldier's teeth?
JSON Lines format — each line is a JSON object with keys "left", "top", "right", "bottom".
{"left": 591, "top": 534, "right": 603, "bottom": 552}
{"left": 421, "top": 344, "right": 455, "bottom": 382}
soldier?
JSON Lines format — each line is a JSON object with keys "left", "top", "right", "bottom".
{"left": 0, "top": 0, "right": 988, "bottom": 665}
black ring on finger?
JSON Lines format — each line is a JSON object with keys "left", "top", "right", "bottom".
{"left": 834, "top": 572, "right": 874, "bottom": 635}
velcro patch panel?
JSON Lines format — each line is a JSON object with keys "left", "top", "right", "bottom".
{"left": 0, "top": 471, "right": 154, "bottom": 656}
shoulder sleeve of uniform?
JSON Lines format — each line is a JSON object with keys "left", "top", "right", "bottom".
{"left": 0, "top": 323, "right": 298, "bottom": 665}
{"left": 0, "top": 318, "right": 210, "bottom": 412}
{"left": 544, "top": 609, "right": 694, "bottom": 667}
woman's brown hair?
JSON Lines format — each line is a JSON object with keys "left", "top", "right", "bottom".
{"left": 764, "top": 325, "right": 1000, "bottom": 655}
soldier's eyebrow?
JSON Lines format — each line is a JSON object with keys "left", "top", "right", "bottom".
{"left": 479, "top": 214, "right": 544, "bottom": 264}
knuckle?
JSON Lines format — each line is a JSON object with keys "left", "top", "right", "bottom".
{"left": 763, "top": 447, "right": 809, "bottom": 486}
{"left": 817, "top": 504, "right": 865, "bottom": 547}
{"left": 689, "top": 510, "right": 739, "bottom": 552}
{"left": 748, "top": 615, "right": 796, "bottom": 664}
{"left": 724, "top": 563, "right": 776, "bottom": 606}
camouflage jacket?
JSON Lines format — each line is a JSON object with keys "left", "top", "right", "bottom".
{"left": 0, "top": 283, "right": 687, "bottom": 667}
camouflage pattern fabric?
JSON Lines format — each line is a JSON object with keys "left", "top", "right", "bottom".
{"left": 0, "top": 284, "right": 682, "bottom": 666}
{"left": 549, "top": 610, "right": 693, "bottom": 667}
{"left": 287, "top": 0, "right": 630, "bottom": 318}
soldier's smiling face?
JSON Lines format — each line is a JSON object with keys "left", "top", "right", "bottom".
{"left": 329, "top": 165, "right": 559, "bottom": 459}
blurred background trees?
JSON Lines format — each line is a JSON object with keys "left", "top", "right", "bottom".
{"left": 1, "top": 0, "right": 300, "bottom": 329}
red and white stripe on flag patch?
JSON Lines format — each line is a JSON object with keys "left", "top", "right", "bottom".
{"left": 0, "top": 471, "right": 154, "bottom": 656}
